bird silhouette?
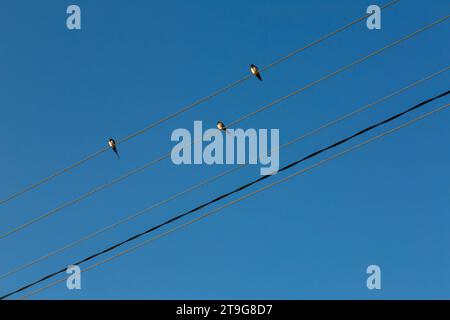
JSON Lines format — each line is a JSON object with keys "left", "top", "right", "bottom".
{"left": 108, "top": 138, "right": 120, "bottom": 159}
{"left": 217, "top": 121, "right": 230, "bottom": 135}
{"left": 250, "top": 64, "right": 263, "bottom": 81}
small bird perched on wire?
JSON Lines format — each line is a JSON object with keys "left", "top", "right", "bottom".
{"left": 217, "top": 121, "right": 229, "bottom": 134}
{"left": 250, "top": 64, "right": 262, "bottom": 81}
{"left": 108, "top": 138, "right": 120, "bottom": 159}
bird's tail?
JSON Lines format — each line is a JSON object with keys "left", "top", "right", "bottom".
{"left": 113, "top": 148, "right": 120, "bottom": 159}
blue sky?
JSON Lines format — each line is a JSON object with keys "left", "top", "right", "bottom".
{"left": 0, "top": 0, "right": 449, "bottom": 299}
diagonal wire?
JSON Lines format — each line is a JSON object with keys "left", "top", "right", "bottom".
{"left": 0, "top": 65, "right": 447, "bottom": 281}
{"left": 0, "top": 0, "right": 401, "bottom": 206}
{"left": 2, "top": 90, "right": 448, "bottom": 300}
{"left": 0, "top": 15, "right": 446, "bottom": 240}
{"left": 17, "top": 102, "right": 450, "bottom": 300}
{"left": 227, "top": 14, "right": 449, "bottom": 127}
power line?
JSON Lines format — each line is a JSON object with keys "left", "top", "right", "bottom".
{"left": 227, "top": 14, "right": 449, "bottom": 127}
{"left": 1, "top": 15, "right": 444, "bottom": 241}
{"left": 2, "top": 91, "right": 448, "bottom": 300}
{"left": 0, "top": 165, "right": 245, "bottom": 280}
{"left": 0, "top": 0, "right": 401, "bottom": 206}
{"left": 261, "top": 1, "right": 401, "bottom": 72}
{"left": 17, "top": 102, "right": 450, "bottom": 300}
{"left": 1, "top": 65, "right": 447, "bottom": 281}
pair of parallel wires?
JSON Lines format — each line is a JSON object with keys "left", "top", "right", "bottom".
{"left": 2, "top": 90, "right": 448, "bottom": 299}
{"left": 5, "top": 97, "right": 450, "bottom": 299}
{"left": 1, "top": 12, "right": 447, "bottom": 241}
{"left": 0, "top": 0, "right": 401, "bottom": 205}
{"left": 2, "top": 0, "right": 449, "bottom": 299}
{"left": 0, "top": 66, "right": 447, "bottom": 283}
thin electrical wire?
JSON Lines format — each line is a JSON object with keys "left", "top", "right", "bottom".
{"left": 3, "top": 92, "right": 448, "bottom": 300}
{"left": 1, "top": 65, "right": 447, "bottom": 281}
{"left": 0, "top": 15, "right": 444, "bottom": 241}
{"left": 0, "top": 164, "right": 246, "bottom": 280}
{"left": 227, "top": 14, "right": 449, "bottom": 127}
{"left": 0, "top": 0, "right": 401, "bottom": 206}
{"left": 18, "top": 102, "right": 450, "bottom": 300}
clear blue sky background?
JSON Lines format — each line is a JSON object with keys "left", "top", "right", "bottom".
{"left": 0, "top": 0, "right": 449, "bottom": 299}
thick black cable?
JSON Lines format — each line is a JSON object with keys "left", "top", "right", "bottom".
{"left": 3, "top": 15, "right": 447, "bottom": 240}
{"left": 15, "top": 103, "right": 450, "bottom": 300}
{"left": 2, "top": 89, "right": 448, "bottom": 300}
{"left": 2, "top": 65, "right": 447, "bottom": 283}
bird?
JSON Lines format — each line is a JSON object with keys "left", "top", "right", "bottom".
{"left": 250, "top": 64, "right": 262, "bottom": 81}
{"left": 217, "top": 121, "right": 229, "bottom": 134}
{"left": 108, "top": 138, "right": 120, "bottom": 159}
